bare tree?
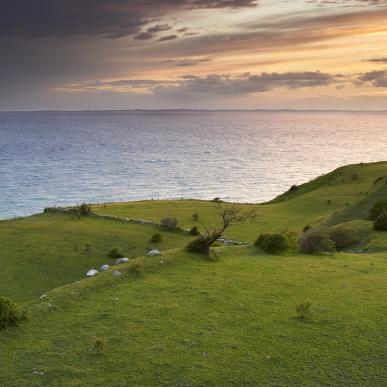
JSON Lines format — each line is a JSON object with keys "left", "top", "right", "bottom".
{"left": 186, "top": 203, "right": 256, "bottom": 254}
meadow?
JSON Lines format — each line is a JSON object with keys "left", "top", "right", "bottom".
{"left": 1, "top": 161, "right": 386, "bottom": 385}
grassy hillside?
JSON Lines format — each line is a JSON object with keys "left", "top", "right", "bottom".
{"left": 93, "top": 162, "right": 387, "bottom": 240}
{"left": 1, "top": 247, "right": 387, "bottom": 385}
{"left": 0, "top": 212, "right": 193, "bottom": 302}
{"left": 1, "top": 161, "right": 387, "bottom": 385}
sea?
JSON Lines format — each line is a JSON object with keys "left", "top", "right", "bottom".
{"left": 1, "top": 110, "right": 387, "bottom": 219}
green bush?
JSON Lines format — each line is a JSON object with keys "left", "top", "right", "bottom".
{"left": 92, "top": 337, "right": 107, "bottom": 356}
{"left": 189, "top": 226, "right": 200, "bottom": 236}
{"left": 0, "top": 297, "right": 27, "bottom": 329}
{"left": 299, "top": 228, "right": 336, "bottom": 254}
{"left": 78, "top": 202, "right": 92, "bottom": 215}
{"left": 328, "top": 226, "right": 364, "bottom": 250}
{"left": 160, "top": 218, "right": 179, "bottom": 230}
{"left": 369, "top": 199, "right": 387, "bottom": 221}
{"left": 108, "top": 248, "right": 124, "bottom": 259}
{"left": 254, "top": 233, "right": 288, "bottom": 254}
{"left": 374, "top": 211, "right": 387, "bottom": 231}
{"left": 186, "top": 229, "right": 222, "bottom": 254}
{"left": 192, "top": 213, "right": 199, "bottom": 221}
{"left": 150, "top": 233, "right": 162, "bottom": 243}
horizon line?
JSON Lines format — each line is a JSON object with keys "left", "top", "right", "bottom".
{"left": 1, "top": 108, "right": 387, "bottom": 113}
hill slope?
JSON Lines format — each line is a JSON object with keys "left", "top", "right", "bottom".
{"left": 1, "top": 161, "right": 387, "bottom": 385}
{"left": 0, "top": 212, "right": 193, "bottom": 301}
{"left": 1, "top": 247, "right": 387, "bottom": 385}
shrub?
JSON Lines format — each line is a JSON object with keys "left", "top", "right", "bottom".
{"left": 189, "top": 226, "right": 200, "bottom": 236}
{"left": 77, "top": 203, "right": 92, "bottom": 216}
{"left": 0, "top": 297, "right": 27, "bottom": 329}
{"left": 192, "top": 213, "right": 199, "bottom": 221}
{"left": 351, "top": 172, "right": 360, "bottom": 181}
{"left": 288, "top": 185, "right": 298, "bottom": 193}
{"left": 374, "top": 211, "right": 387, "bottom": 231}
{"left": 92, "top": 337, "right": 107, "bottom": 356}
{"left": 299, "top": 228, "right": 336, "bottom": 254}
{"left": 186, "top": 229, "right": 222, "bottom": 254}
{"left": 150, "top": 233, "right": 162, "bottom": 243}
{"left": 328, "top": 226, "right": 364, "bottom": 250}
{"left": 369, "top": 199, "right": 387, "bottom": 221}
{"left": 160, "top": 218, "right": 179, "bottom": 230}
{"left": 295, "top": 302, "right": 312, "bottom": 321}
{"left": 108, "top": 248, "right": 124, "bottom": 259}
{"left": 254, "top": 233, "right": 288, "bottom": 254}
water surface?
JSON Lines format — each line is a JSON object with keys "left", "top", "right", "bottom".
{"left": 1, "top": 110, "right": 387, "bottom": 219}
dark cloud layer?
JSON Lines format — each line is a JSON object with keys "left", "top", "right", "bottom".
{"left": 357, "top": 70, "right": 387, "bottom": 87}
{"left": 0, "top": 0, "right": 258, "bottom": 39}
{"left": 158, "top": 72, "right": 338, "bottom": 95}
{"left": 66, "top": 71, "right": 338, "bottom": 95}
{"left": 367, "top": 57, "right": 387, "bottom": 63}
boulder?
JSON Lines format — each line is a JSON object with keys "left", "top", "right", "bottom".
{"left": 86, "top": 269, "right": 98, "bottom": 277}
{"left": 112, "top": 270, "right": 122, "bottom": 277}
{"left": 147, "top": 249, "right": 161, "bottom": 256}
{"left": 116, "top": 257, "right": 129, "bottom": 264}
{"left": 100, "top": 264, "right": 110, "bottom": 271}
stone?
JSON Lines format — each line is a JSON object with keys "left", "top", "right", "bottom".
{"left": 147, "top": 249, "right": 161, "bottom": 256}
{"left": 86, "top": 269, "right": 98, "bottom": 277}
{"left": 116, "top": 257, "right": 129, "bottom": 264}
{"left": 100, "top": 264, "right": 110, "bottom": 271}
{"left": 112, "top": 270, "right": 122, "bottom": 277}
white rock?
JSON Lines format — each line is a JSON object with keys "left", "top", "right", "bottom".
{"left": 86, "top": 269, "right": 98, "bottom": 277}
{"left": 112, "top": 270, "right": 122, "bottom": 277}
{"left": 100, "top": 264, "right": 110, "bottom": 271}
{"left": 116, "top": 257, "right": 129, "bottom": 264}
{"left": 147, "top": 249, "right": 161, "bottom": 256}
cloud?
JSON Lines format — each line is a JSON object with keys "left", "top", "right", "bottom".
{"left": 134, "top": 23, "right": 172, "bottom": 40}
{"left": 167, "top": 72, "right": 338, "bottom": 95}
{"left": 366, "top": 57, "right": 387, "bottom": 63}
{"left": 357, "top": 70, "right": 387, "bottom": 87}
{"left": 0, "top": 0, "right": 258, "bottom": 39}
{"left": 163, "top": 57, "right": 212, "bottom": 66}
{"left": 59, "top": 71, "right": 340, "bottom": 96}
{"left": 306, "top": 0, "right": 387, "bottom": 6}
{"left": 158, "top": 34, "right": 179, "bottom": 41}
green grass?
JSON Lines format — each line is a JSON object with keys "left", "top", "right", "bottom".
{"left": 1, "top": 161, "right": 387, "bottom": 385}
{"left": 0, "top": 212, "right": 193, "bottom": 302}
{"left": 93, "top": 162, "right": 387, "bottom": 241}
{"left": 1, "top": 247, "right": 387, "bottom": 385}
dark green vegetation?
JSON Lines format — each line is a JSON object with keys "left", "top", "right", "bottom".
{"left": 255, "top": 233, "right": 288, "bottom": 254}
{"left": 1, "top": 161, "right": 387, "bottom": 385}
{"left": 0, "top": 297, "right": 26, "bottom": 329}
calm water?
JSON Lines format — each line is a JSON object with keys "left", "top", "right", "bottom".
{"left": 1, "top": 110, "right": 387, "bottom": 219}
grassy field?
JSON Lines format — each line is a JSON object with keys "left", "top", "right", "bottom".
{"left": 1, "top": 161, "right": 387, "bottom": 385}
{"left": 1, "top": 247, "right": 387, "bottom": 385}
{"left": 0, "top": 213, "right": 193, "bottom": 301}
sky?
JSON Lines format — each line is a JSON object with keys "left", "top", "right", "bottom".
{"left": 1, "top": 0, "right": 387, "bottom": 110}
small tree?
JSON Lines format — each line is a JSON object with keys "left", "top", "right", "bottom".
{"left": 160, "top": 218, "right": 179, "bottom": 230}
{"left": 192, "top": 213, "right": 199, "bottom": 221}
{"left": 186, "top": 203, "right": 256, "bottom": 254}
